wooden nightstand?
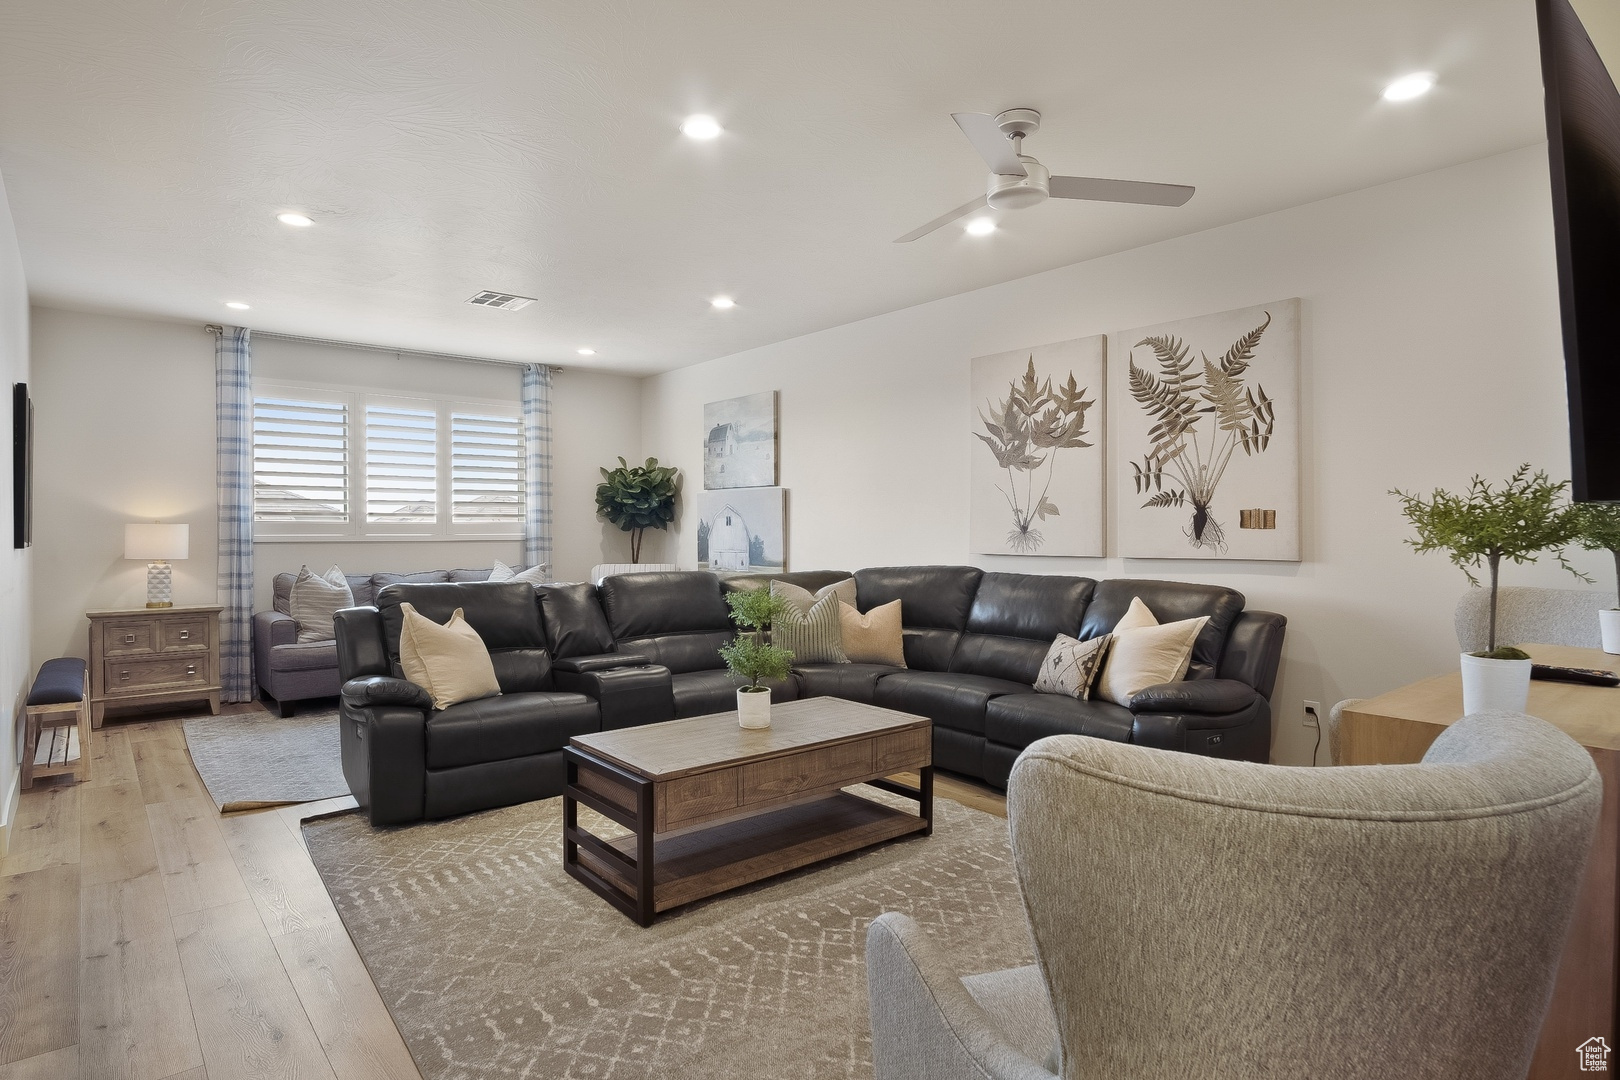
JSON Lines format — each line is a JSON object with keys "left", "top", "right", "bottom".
{"left": 87, "top": 604, "right": 223, "bottom": 728}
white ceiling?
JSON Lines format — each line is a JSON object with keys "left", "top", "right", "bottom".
{"left": 0, "top": 1, "right": 1578, "bottom": 374}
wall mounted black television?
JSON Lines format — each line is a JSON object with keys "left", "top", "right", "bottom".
{"left": 12, "top": 382, "right": 30, "bottom": 549}
{"left": 1538, "top": 0, "right": 1620, "bottom": 502}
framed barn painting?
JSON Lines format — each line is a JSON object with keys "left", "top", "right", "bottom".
{"left": 703, "top": 391, "right": 777, "bottom": 489}
{"left": 1108, "top": 299, "right": 1301, "bottom": 561}
{"left": 695, "top": 486, "right": 786, "bottom": 572}
{"left": 969, "top": 336, "right": 1106, "bottom": 557}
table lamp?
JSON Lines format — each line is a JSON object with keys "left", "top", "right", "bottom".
{"left": 124, "top": 523, "right": 189, "bottom": 608}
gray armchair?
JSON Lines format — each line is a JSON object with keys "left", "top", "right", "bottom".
{"left": 1455, "top": 585, "right": 1610, "bottom": 652}
{"left": 867, "top": 712, "right": 1601, "bottom": 1080}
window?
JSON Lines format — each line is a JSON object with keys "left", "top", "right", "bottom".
{"left": 252, "top": 382, "right": 522, "bottom": 539}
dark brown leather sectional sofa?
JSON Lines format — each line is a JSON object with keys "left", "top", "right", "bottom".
{"left": 334, "top": 567, "right": 1286, "bottom": 825}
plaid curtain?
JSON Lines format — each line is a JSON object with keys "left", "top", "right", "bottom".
{"left": 522, "top": 364, "right": 554, "bottom": 573}
{"left": 216, "top": 326, "right": 254, "bottom": 702}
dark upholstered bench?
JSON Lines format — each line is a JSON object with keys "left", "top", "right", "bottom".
{"left": 23, "top": 658, "right": 90, "bottom": 788}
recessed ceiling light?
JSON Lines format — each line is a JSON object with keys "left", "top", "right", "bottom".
{"left": 224, "top": 301, "right": 250, "bottom": 310}
{"left": 276, "top": 212, "right": 314, "bottom": 227}
{"left": 710, "top": 295, "right": 736, "bottom": 309}
{"left": 681, "top": 114, "right": 723, "bottom": 140}
{"left": 1382, "top": 73, "right": 1435, "bottom": 102}
{"left": 577, "top": 347, "right": 596, "bottom": 356}
{"left": 964, "top": 217, "right": 997, "bottom": 236}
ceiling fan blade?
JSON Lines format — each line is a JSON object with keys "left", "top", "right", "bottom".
{"left": 951, "top": 113, "right": 1027, "bottom": 177}
{"left": 892, "top": 195, "right": 990, "bottom": 243}
{"left": 1049, "top": 175, "right": 1195, "bottom": 206}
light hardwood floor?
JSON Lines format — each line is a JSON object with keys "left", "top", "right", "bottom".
{"left": 0, "top": 703, "right": 1005, "bottom": 1080}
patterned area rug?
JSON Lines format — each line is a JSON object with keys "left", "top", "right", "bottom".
{"left": 303, "top": 790, "right": 1033, "bottom": 1080}
{"left": 183, "top": 707, "right": 349, "bottom": 811}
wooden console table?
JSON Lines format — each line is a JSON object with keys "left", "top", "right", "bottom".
{"left": 1341, "top": 644, "right": 1620, "bottom": 1079}
{"left": 87, "top": 604, "right": 223, "bottom": 727}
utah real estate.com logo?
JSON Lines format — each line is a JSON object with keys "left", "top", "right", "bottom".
{"left": 1580, "top": 1036, "right": 1612, "bottom": 1072}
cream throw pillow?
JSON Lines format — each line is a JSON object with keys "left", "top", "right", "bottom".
{"left": 398, "top": 603, "right": 502, "bottom": 711}
{"left": 840, "top": 600, "right": 907, "bottom": 667}
{"left": 1093, "top": 597, "right": 1208, "bottom": 707}
{"left": 289, "top": 564, "right": 354, "bottom": 643}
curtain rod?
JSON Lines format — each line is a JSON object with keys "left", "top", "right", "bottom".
{"left": 203, "top": 324, "right": 559, "bottom": 373}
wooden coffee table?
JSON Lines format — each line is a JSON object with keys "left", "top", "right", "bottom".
{"left": 563, "top": 696, "right": 933, "bottom": 926}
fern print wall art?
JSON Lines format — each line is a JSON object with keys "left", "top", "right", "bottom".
{"left": 969, "top": 336, "right": 1106, "bottom": 557}
{"left": 1108, "top": 300, "right": 1301, "bottom": 561}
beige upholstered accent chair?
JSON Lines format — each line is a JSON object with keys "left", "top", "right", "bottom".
{"left": 866, "top": 713, "right": 1601, "bottom": 1080}
{"left": 1454, "top": 585, "right": 1609, "bottom": 652}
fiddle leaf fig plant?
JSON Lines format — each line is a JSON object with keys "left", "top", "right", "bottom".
{"left": 594, "top": 456, "right": 679, "bottom": 563}
{"left": 1391, "top": 464, "right": 1588, "bottom": 656}
{"left": 720, "top": 589, "right": 797, "bottom": 691}
{"left": 1575, "top": 502, "right": 1620, "bottom": 608}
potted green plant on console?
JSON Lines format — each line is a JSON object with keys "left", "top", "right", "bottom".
{"left": 719, "top": 589, "right": 796, "bottom": 729}
{"left": 1393, "top": 464, "right": 1585, "bottom": 714}
{"left": 1575, "top": 502, "right": 1620, "bottom": 654}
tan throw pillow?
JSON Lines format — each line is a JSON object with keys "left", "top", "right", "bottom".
{"left": 397, "top": 603, "right": 502, "bottom": 711}
{"left": 840, "top": 600, "right": 907, "bottom": 667}
{"left": 1034, "top": 634, "right": 1112, "bottom": 698}
{"left": 289, "top": 564, "right": 354, "bottom": 643}
{"left": 771, "top": 590, "right": 849, "bottom": 665}
{"left": 1094, "top": 598, "right": 1208, "bottom": 708}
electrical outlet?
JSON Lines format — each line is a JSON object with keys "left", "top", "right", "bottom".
{"left": 1303, "top": 700, "right": 1321, "bottom": 728}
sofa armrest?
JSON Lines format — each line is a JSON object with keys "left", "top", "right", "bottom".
{"left": 554, "top": 663, "right": 674, "bottom": 731}
{"left": 339, "top": 698, "right": 428, "bottom": 826}
{"left": 866, "top": 912, "right": 1057, "bottom": 1080}
{"left": 1128, "top": 679, "right": 1258, "bottom": 715}
{"left": 255, "top": 609, "right": 300, "bottom": 648}
{"left": 342, "top": 675, "right": 432, "bottom": 712}
{"left": 552, "top": 652, "right": 652, "bottom": 674}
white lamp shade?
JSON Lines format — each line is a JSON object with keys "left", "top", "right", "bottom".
{"left": 125, "top": 523, "right": 189, "bottom": 561}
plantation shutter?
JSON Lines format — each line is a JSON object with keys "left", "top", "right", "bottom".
{"left": 451, "top": 411, "right": 524, "bottom": 524}
{"left": 252, "top": 396, "right": 349, "bottom": 522}
{"left": 365, "top": 404, "right": 437, "bottom": 522}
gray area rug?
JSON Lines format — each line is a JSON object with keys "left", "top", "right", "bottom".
{"left": 183, "top": 707, "right": 349, "bottom": 811}
{"left": 303, "top": 791, "right": 1033, "bottom": 1080}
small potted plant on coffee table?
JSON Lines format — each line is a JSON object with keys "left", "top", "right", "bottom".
{"left": 1575, "top": 502, "right": 1620, "bottom": 654}
{"left": 1392, "top": 464, "right": 1586, "bottom": 713}
{"left": 719, "top": 589, "right": 797, "bottom": 729}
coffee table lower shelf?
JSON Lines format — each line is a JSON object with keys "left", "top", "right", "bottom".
{"left": 564, "top": 787, "right": 930, "bottom": 925}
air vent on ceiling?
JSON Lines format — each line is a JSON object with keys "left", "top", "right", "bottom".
{"left": 466, "top": 291, "right": 536, "bottom": 311}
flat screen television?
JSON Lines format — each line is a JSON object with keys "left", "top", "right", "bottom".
{"left": 1537, "top": 0, "right": 1620, "bottom": 502}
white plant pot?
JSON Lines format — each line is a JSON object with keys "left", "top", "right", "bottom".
{"left": 737, "top": 687, "right": 772, "bottom": 729}
{"left": 1459, "top": 652, "right": 1532, "bottom": 715}
{"left": 1601, "top": 609, "right": 1620, "bottom": 655}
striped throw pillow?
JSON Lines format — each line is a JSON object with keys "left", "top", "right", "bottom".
{"left": 289, "top": 564, "right": 354, "bottom": 643}
{"left": 772, "top": 590, "right": 849, "bottom": 665}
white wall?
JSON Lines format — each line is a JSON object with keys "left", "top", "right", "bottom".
{"left": 0, "top": 173, "right": 31, "bottom": 837}
{"left": 28, "top": 307, "right": 642, "bottom": 662}
{"left": 641, "top": 144, "right": 1609, "bottom": 766}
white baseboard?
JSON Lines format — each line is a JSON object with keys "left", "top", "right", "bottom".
{"left": 0, "top": 766, "right": 19, "bottom": 859}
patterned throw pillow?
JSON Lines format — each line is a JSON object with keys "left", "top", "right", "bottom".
{"left": 489, "top": 559, "right": 552, "bottom": 585}
{"left": 771, "top": 591, "right": 849, "bottom": 665}
{"left": 289, "top": 564, "right": 354, "bottom": 643}
{"left": 1034, "top": 634, "right": 1112, "bottom": 699}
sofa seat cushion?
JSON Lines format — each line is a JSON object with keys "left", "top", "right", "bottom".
{"left": 793, "top": 663, "right": 903, "bottom": 704}
{"left": 268, "top": 640, "right": 339, "bottom": 673}
{"left": 672, "top": 669, "right": 799, "bottom": 719}
{"left": 985, "top": 693, "right": 1135, "bottom": 748}
{"left": 425, "top": 692, "right": 598, "bottom": 769}
{"left": 873, "top": 671, "right": 1030, "bottom": 735}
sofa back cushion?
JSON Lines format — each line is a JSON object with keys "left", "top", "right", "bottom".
{"left": 854, "top": 566, "right": 982, "bottom": 671}
{"left": 376, "top": 581, "right": 552, "bottom": 693}
{"left": 1081, "top": 579, "right": 1245, "bottom": 681}
{"left": 951, "top": 572, "right": 1096, "bottom": 684}
{"left": 536, "top": 582, "right": 616, "bottom": 658}
{"left": 599, "top": 571, "right": 734, "bottom": 674}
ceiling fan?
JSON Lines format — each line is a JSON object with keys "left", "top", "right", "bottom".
{"left": 894, "top": 108, "right": 1195, "bottom": 243}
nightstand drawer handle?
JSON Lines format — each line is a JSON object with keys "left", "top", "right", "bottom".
{"left": 123, "top": 634, "right": 136, "bottom": 644}
{"left": 179, "top": 630, "right": 190, "bottom": 640}
{"left": 119, "top": 670, "right": 130, "bottom": 681}
{"left": 185, "top": 665, "right": 196, "bottom": 676}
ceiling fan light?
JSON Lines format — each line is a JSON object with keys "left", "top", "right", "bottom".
{"left": 964, "top": 217, "right": 996, "bottom": 236}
